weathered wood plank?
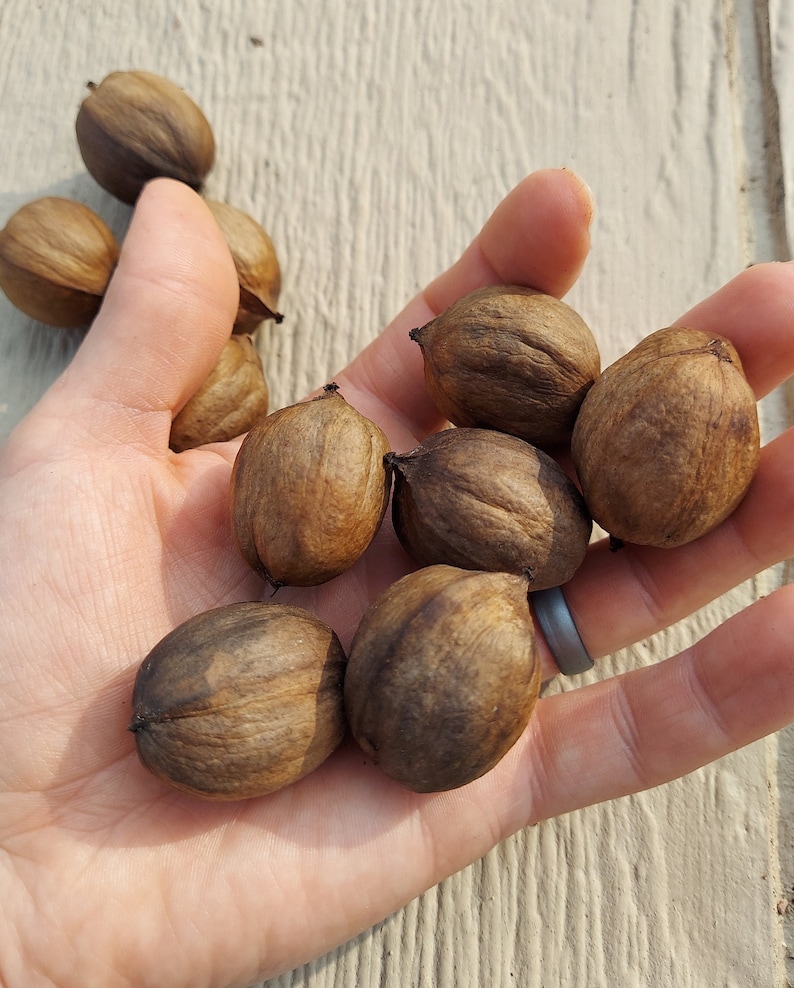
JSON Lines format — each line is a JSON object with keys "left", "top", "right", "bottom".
{"left": 0, "top": 1, "right": 788, "bottom": 985}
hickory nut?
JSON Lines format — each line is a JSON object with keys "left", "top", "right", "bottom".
{"left": 387, "top": 427, "right": 591, "bottom": 588}
{"left": 129, "top": 601, "right": 347, "bottom": 800}
{"left": 170, "top": 334, "right": 270, "bottom": 452}
{"left": 206, "top": 199, "right": 283, "bottom": 330}
{"left": 0, "top": 196, "right": 119, "bottom": 328}
{"left": 571, "top": 327, "right": 760, "bottom": 547}
{"left": 230, "top": 383, "right": 392, "bottom": 587}
{"left": 344, "top": 564, "right": 541, "bottom": 793}
{"left": 411, "top": 285, "right": 601, "bottom": 448}
{"left": 76, "top": 70, "right": 216, "bottom": 204}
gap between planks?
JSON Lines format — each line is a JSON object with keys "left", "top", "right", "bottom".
{"left": 723, "top": 1, "right": 793, "bottom": 984}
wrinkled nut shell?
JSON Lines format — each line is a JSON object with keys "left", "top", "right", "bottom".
{"left": 230, "top": 384, "right": 392, "bottom": 587}
{"left": 410, "top": 285, "right": 601, "bottom": 448}
{"left": 571, "top": 327, "right": 760, "bottom": 547}
{"left": 129, "top": 602, "right": 347, "bottom": 800}
{"left": 76, "top": 70, "right": 215, "bottom": 204}
{"left": 388, "top": 427, "right": 591, "bottom": 588}
{"left": 0, "top": 196, "right": 119, "bottom": 328}
{"left": 345, "top": 565, "right": 540, "bottom": 793}
{"left": 205, "top": 199, "right": 283, "bottom": 329}
{"left": 170, "top": 335, "right": 270, "bottom": 452}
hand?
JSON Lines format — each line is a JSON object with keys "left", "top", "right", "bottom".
{"left": 1, "top": 172, "right": 792, "bottom": 988}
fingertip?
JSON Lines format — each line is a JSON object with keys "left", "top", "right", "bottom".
{"left": 424, "top": 167, "right": 595, "bottom": 315}
{"left": 336, "top": 168, "right": 597, "bottom": 444}
{"left": 481, "top": 167, "right": 595, "bottom": 293}
{"left": 559, "top": 167, "right": 597, "bottom": 229}
{"left": 674, "top": 259, "right": 794, "bottom": 398}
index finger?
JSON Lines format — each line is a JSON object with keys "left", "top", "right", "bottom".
{"left": 334, "top": 168, "right": 595, "bottom": 446}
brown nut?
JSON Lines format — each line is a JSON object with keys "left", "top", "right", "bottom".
{"left": 76, "top": 70, "right": 215, "bottom": 204}
{"left": 230, "top": 383, "right": 392, "bottom": 588}
{"left": 170, "top": 335, "right": 270, "bottom": 452}
{"left": 0, "top": 196, "right": 119, "bottom": 328}
{"left": 344, "top": 564, "right": 540, "bottom": 793}
{"left": 129, "top": 601, "right": 347, "bottom": 800}
{"left": 571, "top": 327, "right": 760, "bottom": 547}
{"left": 205, "top": 200, "right": 283, "bottom": 330}
{"left": 387, "top": 428, "right": 591, "bottom": 588}
{"left": 410, "top": 285, "right": 601, "bottom": 448}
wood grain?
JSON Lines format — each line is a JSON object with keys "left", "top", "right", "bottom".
{"left": 0, "top": 1, "right": 789, "bottom": 985}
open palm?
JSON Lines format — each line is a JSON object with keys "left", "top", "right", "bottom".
{"left": 1, "top": 172, "right": 793, "bottom": 988}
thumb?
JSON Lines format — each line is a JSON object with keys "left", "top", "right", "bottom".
{"left": 22, "top": 179, "right": 239, "bottom": 454}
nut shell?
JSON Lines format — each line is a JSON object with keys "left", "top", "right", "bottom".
{"left": 571, "top": 327, "right": 760, "bottom": 547}
{"left": 230, "top": 384, "right": 392, "bottom": 587}
{"left": 387, "top": 428, "right": 591, "bottom": 588}
{"left": 129, "top": 601, "right": 347, "bottom": 800}
{"left": 205, "top": 200, "right": 283, "bottom": 329}
{"left": 170, "top": 335, "right": 270, "bottom": 452}
{"left": 410, "top": 285, "right": 600, "bottom": 448}
{"left": 76, "top": 70, "right": 215, "bottom": 204}
{"left": 344, "top": 565, "right": 540, "bottom": 793}
{"left": 0, "top": 196, "right": 119, "bottom": 327}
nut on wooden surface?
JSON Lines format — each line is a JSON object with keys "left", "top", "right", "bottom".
{"left": 0, "top": 196, "right": 119, "bottom": 328}
{"left": 205, "top": 199, "right": 283, "bottom": 330}
{"left": 76, "top": 69, "right": 216, "bottom": 204}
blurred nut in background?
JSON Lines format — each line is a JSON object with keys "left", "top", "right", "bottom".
{"left": 170, "top": 334, "right": 269, "bottom": 452}
{"left": 205, "top": 199, "right": 283, "bottom": 330}
{"left": 0, "top": 196, "right": 119, "bottom": 328}
{"left": 76, "top": 69, "right": 216, "bottom": 204}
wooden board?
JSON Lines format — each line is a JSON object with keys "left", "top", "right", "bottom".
{"left": 0, "top": 1, "right": 790, "bottom": 984}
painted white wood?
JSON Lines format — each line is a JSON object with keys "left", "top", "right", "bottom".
{"left": 0, "top": 1, "right": 789, "bottom": 984}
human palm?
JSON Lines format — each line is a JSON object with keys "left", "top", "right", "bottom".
{"left": 1, "top": 172, "right": 794, "bottom": 988}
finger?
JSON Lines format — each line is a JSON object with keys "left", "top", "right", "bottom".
{"left": 557, "top": 261, "right": 794, "bottom": 664}
{"left": 673, "top": 260, "right": 794, "bottom": 398}
{"left": 333, "top": 168, "right": 595, "bottom": 447}
{"left": 164, "top": 584, "right": 792, "bottom": 984}
{"left": 255, "top": 584, "right": 794, "bottom": 979}
{"left": 497, "top": 585, "right": 794, "bottom": 832}
{"left": 33, "top": 179, "right": 239, "bottom": 451}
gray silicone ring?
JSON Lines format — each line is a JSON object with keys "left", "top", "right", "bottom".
{"left": 530, "top": 586, "right": 594, "bottom": 676}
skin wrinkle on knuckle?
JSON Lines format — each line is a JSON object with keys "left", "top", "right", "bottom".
{"left": 112, "top": 265, "right": 229, "bottom": 338}
{"left": 721, "top": 503, "right": 770, "bottom": 582}
{"left": 606, "top": 682, "right": 657, "bottom": 793}
{"left": 518, "top": 709, "right": 559, "bottom": 825}
{"left": 682, "top": 653, "right": 738, "bottom": 756}
{"left": 615, "top": 547, "right": 671, "bottom": 644}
